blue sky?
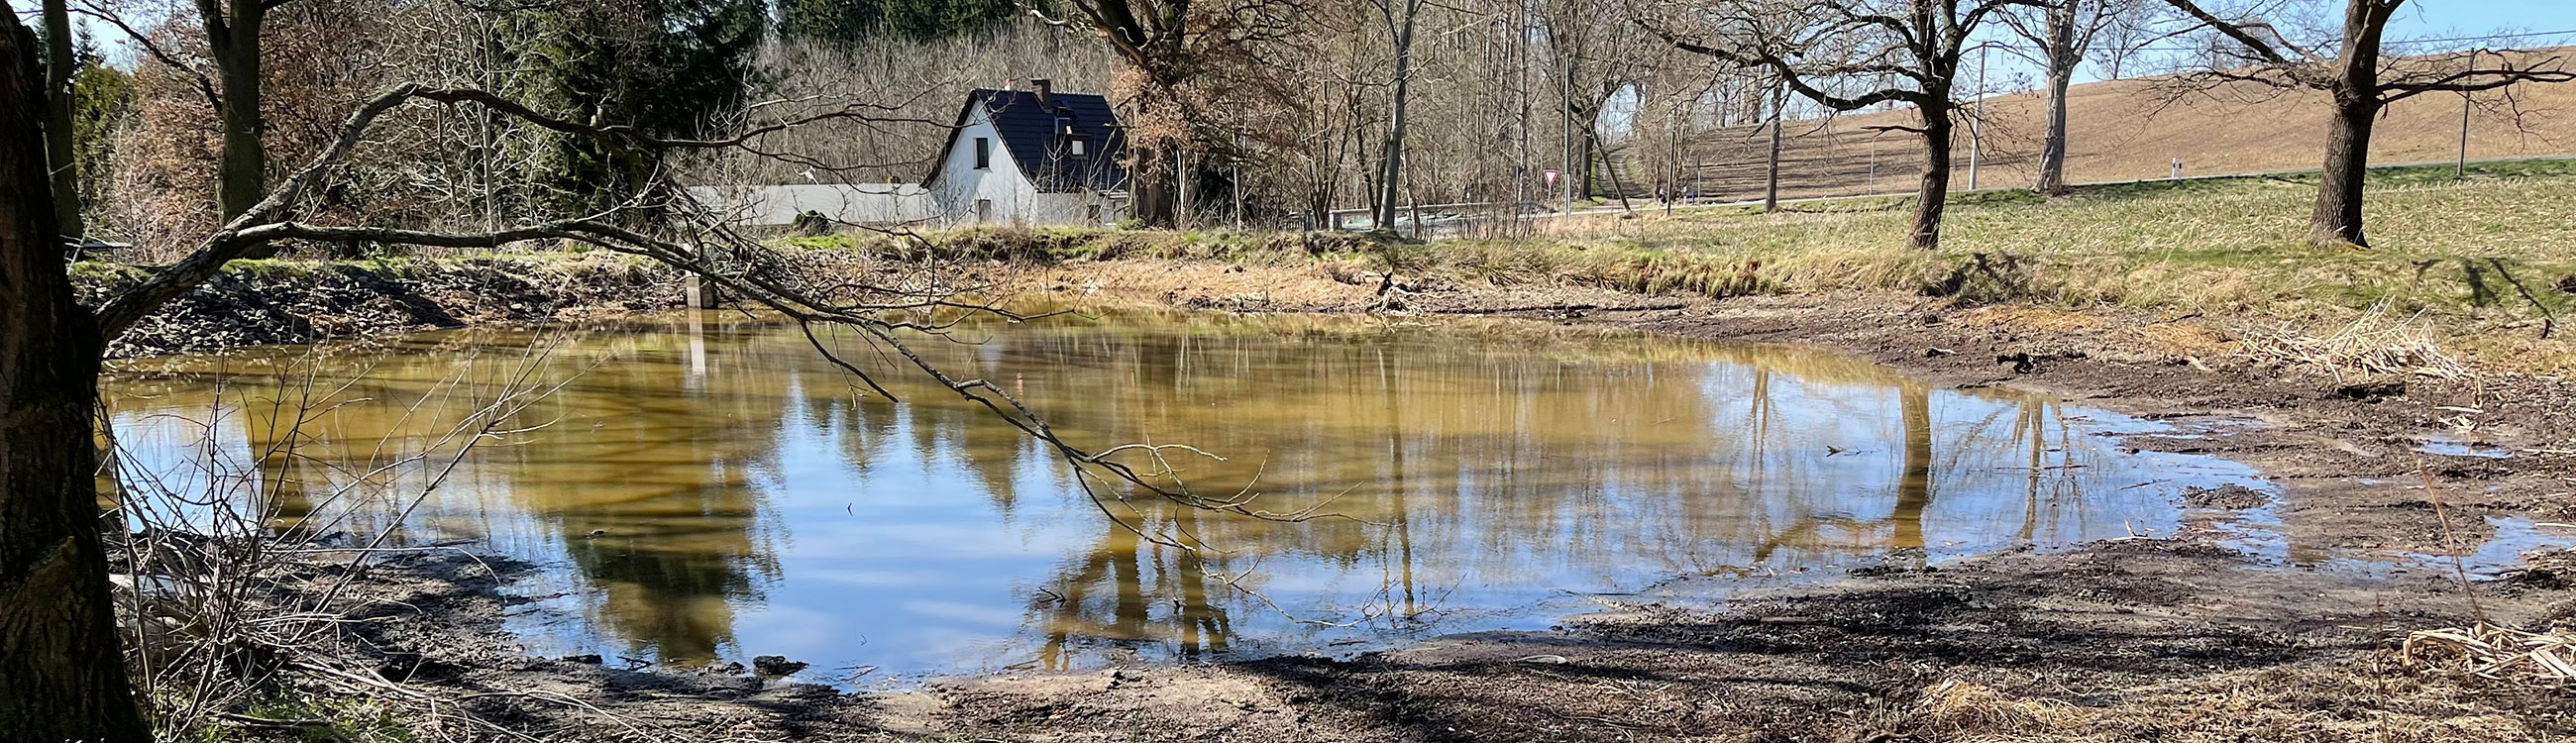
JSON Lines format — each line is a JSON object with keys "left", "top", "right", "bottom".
{"left": 2389, "top": 0, "right": 2574, "bottom": 40}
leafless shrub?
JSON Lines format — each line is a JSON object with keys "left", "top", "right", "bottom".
{"left": 104, "top": 338, "right": 583, "bottom": 739}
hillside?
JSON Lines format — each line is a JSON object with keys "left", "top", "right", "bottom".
{"left": 1672, "top": 53, "right": 2576, "bottom": 202}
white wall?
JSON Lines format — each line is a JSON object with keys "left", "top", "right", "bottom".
{"left": 689, "top": 183, "right": 937, "bottom": 227}
{"left": 926, "top": 107, "right": 1128, "bottom": 227}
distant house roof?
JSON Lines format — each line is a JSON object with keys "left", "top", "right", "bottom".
{"left": 924, "top": 87, "right": 1129, "bottom": 193}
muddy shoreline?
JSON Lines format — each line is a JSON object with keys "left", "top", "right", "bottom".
{"left": 144, "top": 257, "right": 2576, "bottom": 740}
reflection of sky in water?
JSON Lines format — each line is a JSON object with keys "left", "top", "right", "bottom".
{"left": 104, "top": 308, "right": 2273, "bottom": 681}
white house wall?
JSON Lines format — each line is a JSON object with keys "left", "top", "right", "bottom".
{"left": 688, "top": 183, "right": 937, "bottom": 227}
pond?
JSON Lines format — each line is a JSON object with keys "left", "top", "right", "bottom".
{"left": 102, "top": 306, "right": 2262, "bottom": 683}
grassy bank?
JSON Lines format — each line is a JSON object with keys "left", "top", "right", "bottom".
{"left": 1489, "top": 159, "right": 2576, "bottom": 315}
{"left": 796, "top": 159, "right": 2576, "bottom": 372}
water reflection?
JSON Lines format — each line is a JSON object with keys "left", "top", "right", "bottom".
{"left": 102, "top": 307, "right": 2242, "bottom": 676}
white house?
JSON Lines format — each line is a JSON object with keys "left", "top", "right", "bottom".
{"left": 922, "top": 79, "right": 1130, "bottom": 227}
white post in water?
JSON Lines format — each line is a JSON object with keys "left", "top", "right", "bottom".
{"left": 2171, "top": 159, "right": 2183, "bottom": 180}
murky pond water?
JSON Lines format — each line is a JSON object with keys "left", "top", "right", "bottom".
{"left": 104, "top": 307, "right": 2261, "bottom": 681}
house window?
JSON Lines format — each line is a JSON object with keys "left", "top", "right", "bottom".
{"left": 975, "top": 199, "right": 993, "bottom": 224}
{"left": 974, "top": 138, "right": 991, "bottom": 169}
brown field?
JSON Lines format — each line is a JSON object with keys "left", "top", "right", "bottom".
{"left": 1673, "top": 52, "right": 2576, "bottom": 202}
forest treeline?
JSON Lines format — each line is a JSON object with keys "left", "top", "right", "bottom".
{"left": 36, "top": 0, "right": 2573, "bottom": 260}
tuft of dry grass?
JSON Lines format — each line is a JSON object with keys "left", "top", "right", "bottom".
{"left": 2404, "top": 623, "right": 2576, "bottom": 681}
{"left": 2235, "top": 302, "right": 2472, "bottom": 382}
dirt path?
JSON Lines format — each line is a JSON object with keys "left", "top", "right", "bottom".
{"left": 306, "top": 260, "right": 2576, "bottom": 741}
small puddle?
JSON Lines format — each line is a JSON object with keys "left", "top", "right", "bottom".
{"left": 2415, "top": 434, "right": 2514, "bottom": 460}
{"left": 97, "top": 307, "right": 2323, "bottom": 683}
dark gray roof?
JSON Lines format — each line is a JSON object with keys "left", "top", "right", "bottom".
{"left": 923, "top": 88, "right": 1129, "bottom": 193}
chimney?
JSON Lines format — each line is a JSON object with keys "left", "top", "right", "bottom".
{"left": 1030, "top": 78, "right": 1053, "bottom": 107}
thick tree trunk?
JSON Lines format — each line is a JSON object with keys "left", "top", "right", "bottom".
{"left": 0, "top": 21, "right": 150, "bottom": 743}
{"left": 2311, "top": 96, "right": 2378, "bottom": 247}
{"left": 1763, "top": 82, "right": 1782, "bottom": 213}
{"left": 2308, "top": 0, "right": 2391, "bottom": 248}
{"left": 1910, "top": 105, "right": 1954, "bottom": 251}
{"left": 2035, "top": 5, "right": 2078, "bottom": 196}
{"left": 2035, "top": 66, "right": 2073, "bottom": 194}
{"left": 40, "top": 0, "right": 81, "bottom": 237}
{"left": 212, "top": 12, "right": 267, "bottom": 222}
{"left": 1373, "top": 1, "right": 1417, "bottom": 232}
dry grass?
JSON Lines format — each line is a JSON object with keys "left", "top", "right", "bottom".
{"left": 1438, "top": 159, "right": 2576, "bottom": 372}
{"left": 2405, "top": 624, "right": 2576, "bottom": 682}
{"left": 1678, "top": 52, "right": 2576, "bottom": 204}
{"left": 1907, "top": 665, "right": 2547, "bottom": 743}
{"left": 2236, "top": 303, "right": 2474, "bottom": 382}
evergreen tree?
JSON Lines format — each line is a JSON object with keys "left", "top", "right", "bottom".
{"left": 777, "top": 0, "right": 1019, "bottom": 48}
{"left": 497, "top": 0, "right": 769, "bottom": 217}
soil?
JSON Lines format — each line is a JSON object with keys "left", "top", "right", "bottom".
{"left": 164, "top": 257, "right": 2576, "bottom": 741}
{"left": 73, "top": 254, "right": 687, "bottom": 359}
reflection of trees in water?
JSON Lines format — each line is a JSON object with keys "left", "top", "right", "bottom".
{"left": 947, "top": 314, "right": 2153, "bottom": 659}
{"left": 1028, "top": 500, "right": 1234, "bottom": 670}
{"left": 112, "top": 309, "right": 2165, "bottom": 671}
{"left": 510, "top": 323, "right": 795, "bottom": 666}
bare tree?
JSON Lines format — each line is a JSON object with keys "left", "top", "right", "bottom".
{"left": 2003, "top": 0, "right": 2138, "bottom": 194}
{"left": 2160, "top": 0, "right": 2573, "bottom": 247}
{"left": 1368, "top": 0, "right": 1426, "bottom": 231}
{"left": 1649, "top": 0, "right": 2041, "bottom": 250}
{"left": 1029, "top": 0, "right": 1303, "bottom": 227}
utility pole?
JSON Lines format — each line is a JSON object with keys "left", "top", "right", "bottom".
{"left": 2458, "top": 50, "right": 2476, "bottom": 180}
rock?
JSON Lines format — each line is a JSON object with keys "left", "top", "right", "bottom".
{"left": 2180, "top": 483, "right": 2269, "bottom": 510}
{"left": 561, "top": 654, "right": 602, "bottom": 665}
{"left": 752, "top": 655, "right": 807, "bottom": 676}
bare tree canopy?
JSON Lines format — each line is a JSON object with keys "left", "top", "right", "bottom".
{"left": 1643, "top": 0, "right": 2042, "bottom": 250}
{"left": 2159, "top": 0, "right": 2573, "bottom": 246}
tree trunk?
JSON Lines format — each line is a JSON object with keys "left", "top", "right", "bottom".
{"left": 213, "top": 15, "right": 267, "bottom": 222}
{"left": 2308, "top": 0, "right": 2392, "bottom": 248}
{"left": 1910, "top": 104, "right": 1954, "bottom": 251}
{"left": 1764, "top": 82, "right": 1783, "bottom": 213}
{"left": 0, "top": 21, "right": 150, "bottom": 743}
{"left": 2035, "top": 4, "right": 2078, "bottom": 196}
{"left": 40, "top": 0, "right": 81, "bottom": 238}
{"left": 2311, "top": 95, "right": 2378, "bottom": 247}
{"left": 1373, "top": 0, "right": 1417, "bottom": 232}
{"left": 1577, "top": 119, "right": 1595, "bottom": 201}
{"left": 1893, "top": 381, "right": 1932, "bottom": 557}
